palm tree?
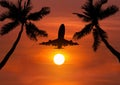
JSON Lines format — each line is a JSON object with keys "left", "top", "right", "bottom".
{"left": 0, "top": 0, "right": 50, "bottom": 69}
{"left": 73, "top": 0, "right": 120, "bottom": 62}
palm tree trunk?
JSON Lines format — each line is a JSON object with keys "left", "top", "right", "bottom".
{"left": 102, "top": 38, "right": 120, "bottom": 62}
{"left": 96, "top": 25, "right": 120, "bottom": 62}
{"left": 0, "top": 24, "right": 24, "bottom": 70}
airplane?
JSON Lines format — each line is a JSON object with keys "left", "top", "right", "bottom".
{"left": 39, "top": 24, "right": 78, "bottom": 49}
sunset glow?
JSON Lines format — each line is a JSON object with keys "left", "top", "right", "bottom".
{"left": 0, "top": 0, "right": 120, "bottom": 85}
{"left": 53, "top": 54, "right": 65, "bottom": 65}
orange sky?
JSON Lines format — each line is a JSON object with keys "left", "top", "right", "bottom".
{"left": 0, "top": 0, "right": 120, "bottom": 85}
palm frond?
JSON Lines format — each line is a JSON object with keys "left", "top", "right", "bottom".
{"left": 0, "top": 0, "right": 18, "bottom": 16}
{"left": 73, "top": 23, "right": 93, "bottom": 40}
{"left": 82, "top": 0, "right": 94, "bottom": 16}
{"left": 73, "top": 13, "right": 91, "bottom": 22}
{"left": 26, "top": 0, "right": 31, "bottom": 7}
{"left": 0, "top": 21, "right": 19, "bottom": 35}
{"left": 23, "top": 0, "right": 31, "bottom": 9}
{"left": 27, "top": 7, "right": 50, "bottom": 21}
{"left": 22, "top": 5, "right": 32, "bottom": 17}
{"left": 25, "top": 22, "right": 48, "bottom": 41}
{"left": 0, "top": 0, "right": 15, "bottom": 9}
{"left": 83, "top": 11, "right": 91, "bottom": 17}
{"left": 95, "top": 0, "right": 108, "bottom": 8}
{"left": 0, "top": 12, "right": 10, "bottom": 21}
{"left": 94, "top": 0, "right": 108, "bottom": 13}
{"left": 97, "top": 26, "right": 108, "bottom": 41}
{"left": 94, "top": 0, "right": 104, "bottom": 17}
{"left": 17, "top": 0, "right": 22, "bottom": 9}
{"left": 92, "top": 29, "right": 101, "bottom": 51}
{"left": 83, "top": 0, "right": 93, "bottom": 8}
{"left": 0, "top": 0, "right": 11, "bottom": 8}
{"left": 99, "top": 5, "right": 119, "bottom": 20}
{"left": 100, "top": 0, "right": 108, "bottom": 4}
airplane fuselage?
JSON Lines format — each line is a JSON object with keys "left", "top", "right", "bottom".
{"left": 40, "top": 24, "right": 78, "bottom": 49}
{"left": 58, "top": 24, "right": 65, "bottom": 40}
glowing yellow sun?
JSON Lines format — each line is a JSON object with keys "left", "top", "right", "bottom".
{"left": 53, "top": 54, "right": 65, "bottom": 65}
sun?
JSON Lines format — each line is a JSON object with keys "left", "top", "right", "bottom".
{"left": 53, "top": 54, "right": 65, "bottom": 65}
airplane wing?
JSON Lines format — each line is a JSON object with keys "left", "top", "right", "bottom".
{"left": 39, "top": 39, "right": 60, "bottom": 46}
{"left": 62, "top": 39, "right": 79, "bottom": 46}
{"left": 39, "top": 39, "right": 78, "bottom": 47}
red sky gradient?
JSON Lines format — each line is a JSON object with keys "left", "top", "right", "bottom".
{"left": 0, "top": 0, "right": 120, "bottom": 85}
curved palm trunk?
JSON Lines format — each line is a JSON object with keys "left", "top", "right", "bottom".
{"left": 0, "top": 24, "right": 24, "bottom": 70}
{"left": 102, "top": 38, "right": 120, "bottom": 62}
{"left": 96, "top": 25, "right": 120, "bottom": 62}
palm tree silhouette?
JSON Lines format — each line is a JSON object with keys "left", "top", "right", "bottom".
{"left": 0, "top": 0, "right": 50, "bottom": 69}
{"left": 73, "top": 0, "right": 120, "bottom": 62}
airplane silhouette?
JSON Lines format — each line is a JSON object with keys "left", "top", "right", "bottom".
{"left": 39, "top": 24, "right": 78, "bottom": 49}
